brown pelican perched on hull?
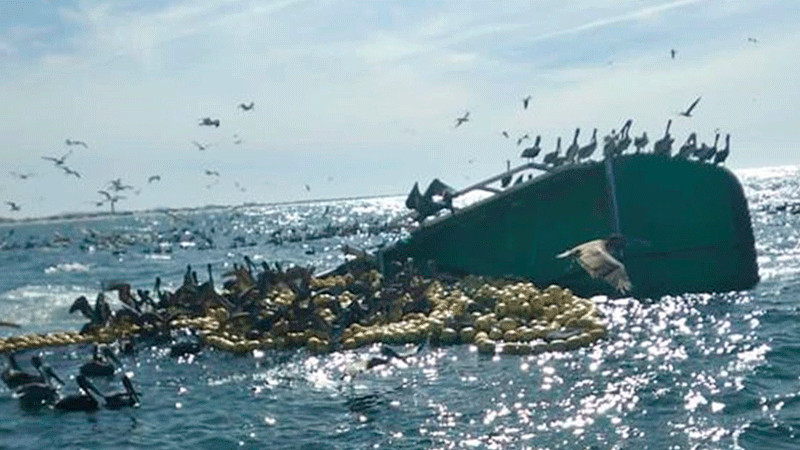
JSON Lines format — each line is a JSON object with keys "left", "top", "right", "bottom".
{"left": 54, "top": 375, "right": 100, "bottom": 412}
{"left": 577, "top": 129, "right": 597, "bottom": 161}
{"left": 557, "top": 235, "right": 633, "bottom": 294}
{"left": 714, "top": 134, "right": 730, "bottom": 165}
{"left": 543, "top": 137, "right": 561, "bottom": 166}
{"left": 500, "top": 161, "right": 512, "bottom": 188}
{"left": 676, "top": 133, "right": 697, "bottom": 159}
{"left": 520, "top": 135, "right": 541, "bottom": 162}
{"left": 652, "top": 120, "right": 674, "bottom": 157}
{"left": 633, "top": 131, "right": 649, "bottom": 153}
{"left": 79, "top": 345, "right": 120, "bottom": 378}
{"left": 564, "top": 128, "right": 580, "bottom": 164}
{"left": 695, "top": 133, "right": 719, "bottom": 162}
{"left": 615, "top": 120, "right": 633, "bottom": 155}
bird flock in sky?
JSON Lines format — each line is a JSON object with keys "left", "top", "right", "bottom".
{"left": 5, "top": 102, "right": 258, "bottom": 214}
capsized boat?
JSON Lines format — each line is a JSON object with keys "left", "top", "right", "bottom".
{"left": 378, "top": 153, "right": 758, "bottom": 298}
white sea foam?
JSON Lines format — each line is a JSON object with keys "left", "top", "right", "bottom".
{"left": 43, "top": 262, "right": 91, "bottom": 274}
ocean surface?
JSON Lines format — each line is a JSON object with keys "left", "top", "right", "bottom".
{"left": 1, "top": 166, "right": 799, "bottom": 449}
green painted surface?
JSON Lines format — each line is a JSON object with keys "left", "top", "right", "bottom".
{"left": 380, "top": 154, "right": 759, "bottom": 298}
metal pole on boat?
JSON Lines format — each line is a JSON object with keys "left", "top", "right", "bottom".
{"left": 604, "top": 158, "right": 622, "bottom": 235}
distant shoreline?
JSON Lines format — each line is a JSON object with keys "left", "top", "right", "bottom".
{"left": 0, "top": 192, "right": 403, "bottom": 225}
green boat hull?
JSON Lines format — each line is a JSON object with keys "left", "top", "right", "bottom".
{"left": 379, "top": 154, "right": 759, "bottom": 298}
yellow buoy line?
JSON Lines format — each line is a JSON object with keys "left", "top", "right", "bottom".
{"left": 0, "top": 270, "right": 606, "bottom": 356}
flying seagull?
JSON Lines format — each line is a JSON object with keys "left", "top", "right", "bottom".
{"left": 199, "top": 117, "right": 220, "bottom": 127}
{"left": 65, "top": 139, "right": 88, "bottom": 148}
{"left": 148, "top": 175, "right": 161, "bottom": 183}
{"left": 522, "top": 95, "right": 532, "bottom": 109}
{"left": 238, "top": 102, "right": 255, "bottom": 111}
{"left": 6, "top": 201, "right": 21, "bottom": 211}
{"left": 41, "top": 151, "right": 72, "bottom": 166}
{"left": 204, "top": 170, "right": 220, "bottom": 177}
{"left": 454, "top": 111, "right": 469, "bottom": 128}
{"left": 557, "top": 235, "right": 633, "bottom": 294}
{"left": 678, "top": 96, "right": 701, "bottom": 117}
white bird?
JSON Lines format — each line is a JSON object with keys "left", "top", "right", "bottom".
{"left": 557, "top": 236, "right": 633, "bottom": 294}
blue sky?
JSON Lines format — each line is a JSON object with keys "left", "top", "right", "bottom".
{"left": 1, "top": 0, "right": 798, "bottom": 217}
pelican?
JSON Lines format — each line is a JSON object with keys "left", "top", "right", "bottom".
{"left": 516, "top": 134, "right": 530, "bottom": 146}
{"left": 238, "top": 102, "right": 255, "bottom": 111}
{"left": 148, "top": 175, "right": 161, "bottom": 183}
{"left": 543, "top": 137, "right": 561, "bottom": 166}
{"left": 454, "top": 111, "right": 469, "bottom": 128}
{"left": 501, "top": 131, "right": 510, "bottom": 139}
{"left": 522, "top": 95, "right": 532, "bottom": 109}
{"left": 41, "top": 150, "right": 72, "bottom": 166}
{"left": 695, "top": 133, "right": 719, "bottom": 162}
{"left": 520, "top": 135, "right": 541, "bottom": 161}
{"left": 199, "top": 117, "right": 220, "bottom": 127}
{"left": 500, "top": 160, "right": 512, "bottom": 188}
{"left": 602, "top": 129, "right": 618, "bottom": 158}
{"left": 670, "top": 49, "right": 677, "bottom": 59}
{"left": 54, "top": 375, "right": 101, "bottom": 412}
{"left": 101, "top": 375, "right": 140, "bottom": 409}
{"left": 577, "top": 129, "right": 598, "bottom": 161}
{"left": 747, "top": 37, "right": 758, "bottom": 44}
{"left": 633, "top": 131, "right": 649, "bottom": 153}
{"left": 678, "top": 96, "right": 701, "bottom": 117}
{"left": 204, "top": 169, "right": 220, "bottom": 177}
{"left": 60, "top": 165, "right": 81, "bottom": 178}
{"left": 615, "top": 120, "right": 633, "bottom": 155}
{"left": 652, "top": 120, "right": 674, "bottom": 157}
{"left": 676, "top": 133, "right": 697, "bottom": 159}
{"left": 79, "top": 345, "right": 120, "bottom": 377}
{"left": 714, "top": 134, "right": 730, "bottom": 165}
{"left": 3, "top": 354, "right": 44, "bottom": 389}
{"left": 564, "top": 128, "right": 580, "bottom": 164}
{"left": 6, "top": 201, "right": 20, "bottom": 211}
{"left": 557, "top": 235, "right": 633, "bottom": 294}
{"left": 65, "top": 139, "right": 88, "bottom": 148}
{"left": 15, "top": 356, "right": 64, "bottom": 408}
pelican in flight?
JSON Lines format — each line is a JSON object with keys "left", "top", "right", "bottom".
{"left": 238, "top": 102, "right": 255, "bottom": 111}
{"left": 454, "top": 111, "right": 469, "bottom": 128}
{"left": 108, "top": 178, "right": 134, "bottom": 191}
{"left": 199, "top": 117, "right": 221, "bottom": 127}
{"left": 65, "top": 139, "right": 88, "bottom": 148}
{"left": 557, "top": 235, "right": 633, "bottom": 294}
{"left": 678, "top": 96, "right": 701, "bottom": 117}
{"left": 501, "top": 131, "right": 510, "bottom": 139}
{"left": 204, "top": 169, "right": 220, "bottom": 177}
{"left": 522, "top": 95, "right": 532, "bottom": 109}
{"left": 148, "top": 175, "right": 161, "bottom": 183}
{"left": 670, "top": 49, "right": 676, "bottom": 59}
{"left": 60, "top": 165, "right": 81, "bottom": 178}
{"left": 5, "top": 201, "right": 20, "bottom": 211}
{"left": 516, "top": 133, "right": 530, "bottom": 146}
{"left": 41, "top": 151, "right": 72, "bottom": 166}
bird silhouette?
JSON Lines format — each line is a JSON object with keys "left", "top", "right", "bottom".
{"left": 204, "top": 170, "right": 220, "bottom": 177}
{"left": 565, "top": 128, "right": 580, "bottom": 164}
{"left": 670, "top": 49, "right": 676, "bottom": 59}
{"left": 516, "top": 134, "right": 530, "bottom": 146}
{"left": 747, "top": 37, "right": 758, "bottom": 44}
{"left": 501, "top": 131, "right": 510, "bottom": 139}
{"left": 633, "top": 132, "right": 649, "bottom": 153}
{"left": 454, "top": 112, "right": 469, "bottom": 128}
{"left": 198, "top": 117, "right": 220, "bottom": 127}
{"left": 6, "top": 201, "right": 20, "bottom": 211}
{"left": 60, "top": 165, "right": 81, "bottom": 178}
{"left": 577, "top": 129, "right": 598, "bottom": 161}
{"left": 148, "top": 175, "right": 161, "bottom": 183}
{"left": 238, "top": 102, "right": 255, "bottom": 111}
{"left": 714, "top": 134, "right": 730, "bottom": 165}
{"left": 522, "top": 95, "right": 532, "bottom": 109}
{"left": 678, "top": 96, "right": 701, "bottom": 117}
{"left": 192, "top": 141, "right": 210, "bottom": 151}
{"left": 9, "top": 171, "right": 34, "bottom": 180}
{"left": 65, "top": 139, "right": 88, "bottom": 148}
{"left": 521, "top": 135, "right": 542, "bottom": 161}
{"left": 41, "top": 151, "right": 72, "bottom": 166}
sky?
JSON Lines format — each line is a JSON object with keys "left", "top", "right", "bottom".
{"left": 0, "top": 0, "right": 798, "bottom": 218}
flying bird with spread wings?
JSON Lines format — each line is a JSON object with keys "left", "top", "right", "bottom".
{"left": 148, "top": 175, "right": 161, "bottom": 183}
{"left": 238, "top": 102, "right": 255, "bottom": 111}
{"left": 557, "top": 235, "right": 633, "bottom": 294}
{"left": 522, "top": 95, "right": 532, "bottom": 109}
{"left": 192, "top": 141, "right": 210, "bottom": 151}
{"left": 199, "top": 117, "right": 220, "bottom": 127}
{"left": 6, "top": 201, "right": 21, "bottom": 211}
{"left": 41, "top": 151, "right": 72, "bottom": 166}
{"left": 9, "top": 171, "right": 34, "bottom": 180}
{"left": 454, "top": 111, "right": 469, "bottom": 128}
{"left": 60, "top": 165, "right": 81, "bottom": 178}
{"left": 678, "top": 96, "right": 702, "bottom": 117}
{"left": 65, "top": 139, "right": 88, "bottom": 148}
